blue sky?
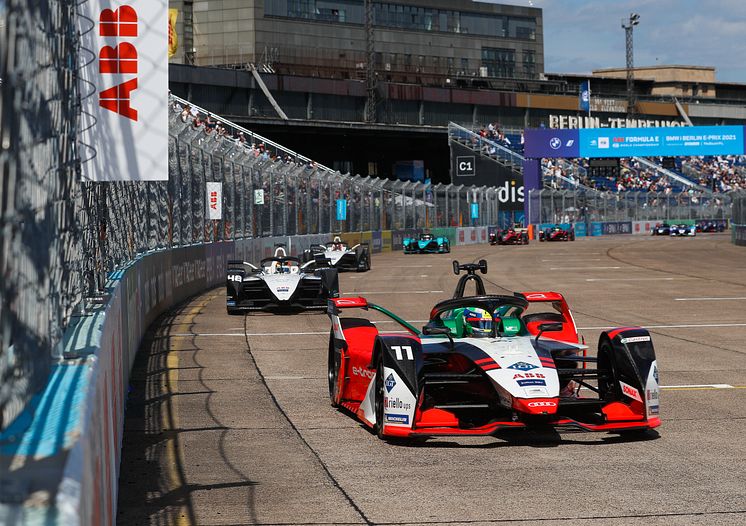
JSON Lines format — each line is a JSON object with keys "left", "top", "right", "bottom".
{"left": 481, "top": 0, "right": 746, "bottom": 83}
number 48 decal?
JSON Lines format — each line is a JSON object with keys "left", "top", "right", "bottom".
{"left": 391, "top": 345, "right": 413, "bottom": 360}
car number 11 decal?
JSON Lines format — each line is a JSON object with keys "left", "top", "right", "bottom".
{"left": 391, "top": 345, "right": 413, "bottom": 360}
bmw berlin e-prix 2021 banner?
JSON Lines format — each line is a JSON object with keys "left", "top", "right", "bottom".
{"left": 79, "top": 1, "right": 169, "bottom": 181}
{"left": 524, "top": 126, "right": 746, "bottom": 159}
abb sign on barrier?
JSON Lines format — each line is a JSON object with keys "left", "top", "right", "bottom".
{"left": 207, "top": 182, "right": 223, "bottom": 220}
{"left": 80, "top": 1, "right": 169, "bottom": 181}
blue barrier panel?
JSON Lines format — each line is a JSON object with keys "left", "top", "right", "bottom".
{"left": 602, "top": 221, "right": 633, "bottom": 235}
{"left": 591, "top": 222, "right": 604, "bottom": 236}
{"left": 574, "top": 222, "right": 587, "bottom": 237}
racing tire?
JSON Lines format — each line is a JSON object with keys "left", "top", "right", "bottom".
{"left": 328, "top": 332, "right": 342, "bottom": 407}
{"left": 444, "top": 243, "right": 451, "bottom": 254}
{"left": 374, "top": 349, "right": 386, "bottom": 439}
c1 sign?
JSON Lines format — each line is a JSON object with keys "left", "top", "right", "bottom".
{"left": 79, "top": 1, "right": 169, "bottom": 181}
{"left": 207, "top": 182, "right": 222, "bottom": 220}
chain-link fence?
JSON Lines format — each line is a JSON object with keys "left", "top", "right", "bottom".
{"left": 0, "top": 0, "right": 97, "bottom": 430}
{"left": 168, "top": 96, "right": 500, "bottom": 239}
{"left": 733, "top": 192, "right": 746, "bottom": 225}
{"left": 529, "top": 188, "right": 732, "bottom": 225}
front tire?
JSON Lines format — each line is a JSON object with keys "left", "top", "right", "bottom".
{"left": 328, "top": 333, "right": 342, "bottom": 407}
{"left": 374, "top": 350, "right": 386, "bottom": 439}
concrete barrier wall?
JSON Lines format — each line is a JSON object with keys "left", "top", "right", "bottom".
{"left": 2, "top": 227, "right": 494, "bottom": 525}
{"left": 734, "top": 224, "right": 746, "bottom": 246}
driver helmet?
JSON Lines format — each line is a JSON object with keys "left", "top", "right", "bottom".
{"left": 462, "top": 308, "right": 493, "bottom": 337}
{"left": 332, "top": 236, "right": 343, "bottom": 250}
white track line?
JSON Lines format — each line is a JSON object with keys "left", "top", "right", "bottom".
{"left": 661, "top": 384, "right": 733, "bottom": 389}
{"left": 551, "top": 266, "right": 621, "bottom": 270}
{"left": 343, "top": 290, "right": 443, "bottom": 295}
{"left": 542, "top": 258, "right": 602, "bottom": 262}
{"left": 578, "top": 323, "right": 746, "bottom": 330}
{"left": 388, "top": 265, "right": 434, "bottom": 268}
{"left": 586, "top": 277, "right": 680, "bottom": 282}
{"left": 675, "top": 297, "right": 746, "bottom": 301}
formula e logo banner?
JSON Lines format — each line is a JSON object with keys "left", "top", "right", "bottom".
{"left": 580, "top": 126, "right": 744, "bottom": 158}
{"left": 79, "top": 1, "right": 169, "bottom": 181}
{"left": 525, "top": 126, "right": 746, "bottom": 159}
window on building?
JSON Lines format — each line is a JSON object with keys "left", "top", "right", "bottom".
{"left": 522, "top": 49, "right": 535, "bottom": 78}
{"left": 481, "top": 47, "right": 515, "bottom": 78}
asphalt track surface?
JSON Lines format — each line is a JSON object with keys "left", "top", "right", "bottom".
{"left": 118, "top": 234, "right": 746, "bottom": 525}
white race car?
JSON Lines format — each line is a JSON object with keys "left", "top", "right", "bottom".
{"left": 302, "top": 236, "right": 371, "bottom": 271}
{"left": 226, "top": 246, "right": 339, "bottom": 314}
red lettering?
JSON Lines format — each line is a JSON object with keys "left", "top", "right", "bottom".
{"left": 100, "top": 79, "right": 138, "bottom": 121}
{"left": 99, "top": 43, "right": 138, "bottom": 74}
{"left": 100, "top": 6, "right": 138, "bottom": 37}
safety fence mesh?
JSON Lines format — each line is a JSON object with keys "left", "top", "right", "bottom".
{"left": 733, "top": 192, "right": 746, "bottom": 225}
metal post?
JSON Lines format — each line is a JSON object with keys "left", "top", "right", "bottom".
{"left": 364, "top": 0, "right": 376, "bottom": 123}
{"left": 622, "top": 13, "right": 640, "bottom": 117}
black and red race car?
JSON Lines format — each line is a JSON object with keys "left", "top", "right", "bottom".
{"left": 490, "top": 227, "right": 529, "bottom": 245}
{"left": 326, "top": 263, "right": 660, "bottom": 441}
{"left": 696, "top": 221, "right": 725, "bottom": 233}
{"left": 539, "top": 225, "right": 575, "bottom": 242}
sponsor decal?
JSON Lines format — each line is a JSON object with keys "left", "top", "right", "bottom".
{"left": 620, "top": 381, "right": 643, "bottom": 403}
{"left": 352, "top": 366, "right": 375, "bottom": 379}
{"left": 276, "top": 286, "right": 290, "bottom": 293}
{"left": 385, "top": 413, "right": 409, "bottom": 424}
{"left": 598, "top": 137, "right": 610, "bottom": 149}
{"left": 228, "top": 274, "right": 243, "bottom": 282}
{"left": 527, "top": 401, "right": 556, "bottom": 408}
{"left": 384, "top": 397, "right": 412, "bottom": 411}
{"left": 653, "top": 365, "right": 659, "bottom": 384}
{"left": 549, "top": 137, "right": 562, "bottom": 150}
{"left": 620, "top": 335, "right": 652, "bottom": 344}
{"left": 385, "top": 373, "right": 396, "bottom": 393}
{"left": 512, "top": 373, "right": 545, "bottom": 380}
{"left": 517, "top": 379, "right": 546, "bottom": 387}
{"left": 508, "top": 361, "right": 538, "bottom": 371}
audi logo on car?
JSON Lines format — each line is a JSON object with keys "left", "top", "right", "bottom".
{"left": 549, "top": 137, "right": 562, "bottom": 150}
{"left": 527, "top": 401, "right": 557, "bottom": 408}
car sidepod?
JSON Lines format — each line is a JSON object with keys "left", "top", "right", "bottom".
{"left": 597, "top": 328, "right": 660, "bottom": 427}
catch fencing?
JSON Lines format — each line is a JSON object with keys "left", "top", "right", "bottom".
{"left": 529, "top": 188, "right": 731, "bottom": 225}
{"left": 733, "top": 192, "right": 746, "bottom": 225}
{"left": 0, "top": 0, "right": 95, "bottom": 431}
{"left": 168, "top": 96, "right": 501, "bottom": 238}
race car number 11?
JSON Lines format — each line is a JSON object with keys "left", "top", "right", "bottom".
{"left": 392, "top": 345, "right": 413, "bottom": 360}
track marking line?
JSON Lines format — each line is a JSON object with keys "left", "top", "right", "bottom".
{"left": 343, "top": 290, "right": 443, "bottom": 295}
{"left": 661, "top": 384, "right": 734, "bottom": 390}
{"left": 586, "top": 277, "right": 681, "bottom": 282}
{"left": 388, "top": 265, "right": 433, "bottom": 268}
{"left": 578, "top": 322, "right": 746, "bottom": 330}
{"left": 542, "top": 258, "right": 602, "bottom": 262}
{"left": 675, "top": 297, "right": 746, "bottom": 301}
{"left": 551, "top": 266, "right": 621, "bottom": 270}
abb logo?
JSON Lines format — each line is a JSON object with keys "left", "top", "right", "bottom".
{"left": 210, "top": 191, "right": 219, "bottom": 210}
{"left": 513, "top": 373, "right": 545, "bottom": 380}
{"left": 98, "top": 6, "right": 139, "bottom": 121}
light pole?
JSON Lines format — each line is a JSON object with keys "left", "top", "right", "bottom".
{"left": 621, "top": 12, "right": 640, "bottom": 116}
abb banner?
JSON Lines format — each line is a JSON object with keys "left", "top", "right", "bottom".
{"left": 80, "top": 1, "right": 169, "bottom": 181}
{"left": 207, "top": 182, "right": 223, "bottom": 220}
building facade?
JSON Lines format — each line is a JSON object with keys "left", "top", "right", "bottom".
{"left": 169, "top": 0, "right": 545, "bottom": 83}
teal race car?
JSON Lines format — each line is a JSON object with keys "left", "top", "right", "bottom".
{"left": 403, "top": 233, "right": 450, "bottom": 254}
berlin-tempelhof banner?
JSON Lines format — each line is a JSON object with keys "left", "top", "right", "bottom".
{"left": 79, "top": 1, "right": 169, "bottom": 181}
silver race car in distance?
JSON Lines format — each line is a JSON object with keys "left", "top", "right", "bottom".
{"left": 226, "top": 246, "right": 339, "bottom": 314}
{"left": 302, "top": 236, "right": 371, "bottom": 271}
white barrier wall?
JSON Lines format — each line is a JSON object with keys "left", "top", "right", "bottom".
{"left": 2, "top": 228, "right": 493, "bottom": 525}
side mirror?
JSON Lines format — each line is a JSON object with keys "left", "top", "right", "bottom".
{"left": 478, "top": 259, "right": 488, "bottom": 274}
{"left": 452, "top": 260, "right": 460, "bottom": 275}
{"left": 535, "top": 322, "right": 563, "bottom": 346}
{"left": 422, "top": 325, "right": 454, "bottom": 348}
{"left": 538, "top": 322, "right": 563, "bottom": 333}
